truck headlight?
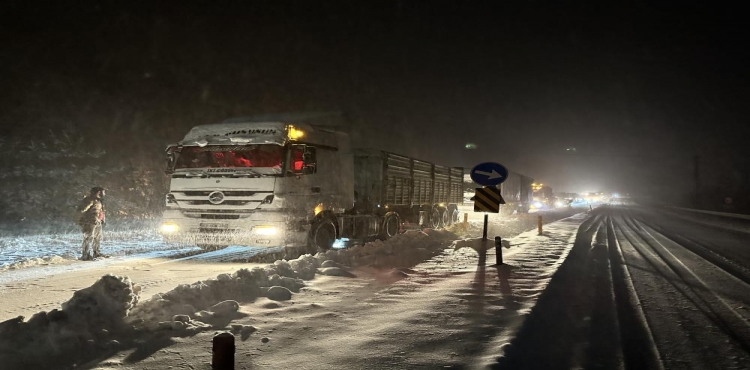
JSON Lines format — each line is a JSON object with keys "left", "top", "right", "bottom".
{"left": 161, "top": 222, "right": 179, "bottom": 234}
{"left": 252, "top": 226, "right": 278, "bottom": 236}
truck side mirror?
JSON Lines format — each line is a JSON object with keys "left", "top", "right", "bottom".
{"left": 165, "top": 146, "right": 178, "bottom": 174}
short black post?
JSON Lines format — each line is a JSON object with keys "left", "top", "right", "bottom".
{"left": 482, "top": 214, "right": 488, "bottom": 240}
{"left": 478, "top": 213, "right": 489, "bottom": 266}
{"left": 494, "top": 236, "right": 503, "bottom": 265}
{"left": 212, "top": 332, "right": 235, "bottom": 370}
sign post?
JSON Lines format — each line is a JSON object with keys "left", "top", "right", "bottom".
{"left": 470, "top": 162, "right": 509, "bottom": 263}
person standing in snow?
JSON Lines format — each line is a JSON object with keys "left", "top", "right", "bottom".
{"left": 77, "top": 186, "right": 106, "bottom": 260}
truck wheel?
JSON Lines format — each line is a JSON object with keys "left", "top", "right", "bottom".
{"left": 311, "top": 219, "right": 337, "bottom": 251}
{"left": 441, "top": 208, "right": 451, "bottom": 227}
{"left": 381, "top": 213, "right": 400, "bottom": 239}
{"left": 450, "top": 207, "right": 460, "bottom": 224}
{"left": 429, "top": 207, "right": 441, "bottom": 229}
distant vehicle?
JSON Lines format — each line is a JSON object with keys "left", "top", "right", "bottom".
{"left": 497, "top": 171, "right": 534, "bottom": 215}
{"left": 531, "top": 183, "right": 554, "bottom": 210}
{"left": 463, "top": 171, "right": 533, "bottom": 215}
{"left": 161, "top": 116, "right": 464, "bottom": 252}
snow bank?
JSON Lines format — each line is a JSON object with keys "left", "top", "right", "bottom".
{"left": 128, "top": 255, "right": 319, "bottom": 328}
{"left": 0, "top": 229, "right": 457, "bottom": 368}
{"left": 0, "top": 255, "right": 68, "bottom": 270}
{"left": 316, "top": 229, "right": 455, "bottom": 268}
{"left": 128, "top": 230, "right": 453, "bottom": 328}
{"left": 452, "top": 237, "right": 512, "bottom": 253}
{"left": 0, "top": 275, "right": 138, "bottom": 368}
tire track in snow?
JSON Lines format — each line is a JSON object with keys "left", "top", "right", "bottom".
{"left": 151, "top": 246, "right": 283, "bottom": 265}
{"left": 632, "top": 208, "right": 750, "bottom": 287}
{"left": 491, "top": 210, "right": 617, "bottom": 369}
{"left": 633, "top": 219, "right": 750, "bottom": 350}
{"left": 607, "top": 212, "right": 664, "bottom": 370}
{"left": 613, "top": 208, "right": 750, "bottom": 369}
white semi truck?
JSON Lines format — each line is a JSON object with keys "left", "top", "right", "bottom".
{"left": 160, "top": 117, "right": 464, "bottom": 252}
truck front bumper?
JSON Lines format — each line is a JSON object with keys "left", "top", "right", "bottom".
{"left": 160, "top": 210, "right": 308, "bottom": 247}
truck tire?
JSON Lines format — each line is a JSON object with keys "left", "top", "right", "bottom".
{"left": 429, "top": 207, "right": 441, "bottom": 229}
{"left": 380, "top": 212, "right": 400, "bottom": 239}
{"left": 441, "top": 208, "right": 451, "bottom": 227}
{"left": 310, "top": 218, "right": 337, "bottom": 251}
{"left": 448, "top": 205, "right": 460, "bottom": 225}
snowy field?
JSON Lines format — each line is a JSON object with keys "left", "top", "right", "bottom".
{"left": 0, "top": 228, "right": 181, "bottom": 271}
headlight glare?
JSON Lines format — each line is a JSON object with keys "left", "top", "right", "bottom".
{"left": 161, "top": 222, "right": 179, "bottom": 233}
{"left": 252, "top": 226, "right": 278, "bottom": 236}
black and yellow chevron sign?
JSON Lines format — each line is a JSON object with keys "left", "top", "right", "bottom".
{"left": 473, "top": 187, "right": 506, "bottom": 213}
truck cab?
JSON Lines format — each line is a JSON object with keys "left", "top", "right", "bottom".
{"left": 161, "top": 119, "right": 353, "bottom": 249}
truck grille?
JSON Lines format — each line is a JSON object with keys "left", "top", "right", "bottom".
{"left": 187, "top": 200, "right": 252, "bottom": 206}
{"left": 172, "top": 190, "right": 271, "bottom": 219}
{"left": 182, "top": 209, "right": 255, "bottom": 219}
{"left": 182, "top": 191, "right": 258, "bottom": 197}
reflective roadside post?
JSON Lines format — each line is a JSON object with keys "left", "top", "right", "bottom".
{"left": 212, "top": 332, "right": 235, "bottom": 370}
{"left": 537, "top": 215, "right": 543, "bottom": 235}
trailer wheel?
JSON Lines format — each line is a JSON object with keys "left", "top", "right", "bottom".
{"left": 310, "top": 218, "right": 337, "bottom": 251}
{"left": 381, "top": 213, "right": 400, "bottom": 239}
{"left": 441, "top": 208, "right": 451, "bottom": 227}
{"left": 442, "top": 206, "right": 461, "bottom": 227}
{"left": 448, "top": 206, "right": 460, "bottom": 225}
{"left": 429, "top": 207, "right": 441, "bottom": 229}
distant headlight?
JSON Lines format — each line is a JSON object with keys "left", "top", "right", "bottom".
{"left": 161, "top": 222, "right": 179, "bottom": 234}
{"left": 252, "top": 226, "right": 278, "bottom": 236}
{"left": 555, "top": 201, "right": 565, "bottom": 208}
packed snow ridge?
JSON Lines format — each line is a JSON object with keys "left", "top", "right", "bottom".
{"left": 0, "top": 229, "right": 458, "bottom": 368}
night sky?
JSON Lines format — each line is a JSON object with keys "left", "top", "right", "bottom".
{"left": 2, "top": 1, "right": 748, "bottom": 198}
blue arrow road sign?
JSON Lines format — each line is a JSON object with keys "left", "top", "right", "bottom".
{"left": 470, "top": 162, "right": 509, "bottom": 186}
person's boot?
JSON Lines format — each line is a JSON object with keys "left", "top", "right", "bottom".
{"left": 93, "top": 245, "right": 104, "bottom": 258}
{"left": 81, "top": 243, "right": 91, "bottom": 261}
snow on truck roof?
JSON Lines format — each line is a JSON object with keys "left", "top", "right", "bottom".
{"left": 182, "top": 122, "right": 295, "bottom": 141}
{"left": 175, "top": 120, "right": 338, "bottom": 148}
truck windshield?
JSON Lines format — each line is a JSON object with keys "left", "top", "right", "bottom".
{"left": 175, "top": 145, "right": 283, "bottom": 171}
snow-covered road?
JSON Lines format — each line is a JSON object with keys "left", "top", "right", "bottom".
{"left": 496, "top": 205, "right": 750, "bottom": 370}
{"left": 610, "top": 206, "right": 750, "bottom": 370}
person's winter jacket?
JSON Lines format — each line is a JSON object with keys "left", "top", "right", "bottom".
{"left": 77, "top": 195, "right": 105, "bottom": 226}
